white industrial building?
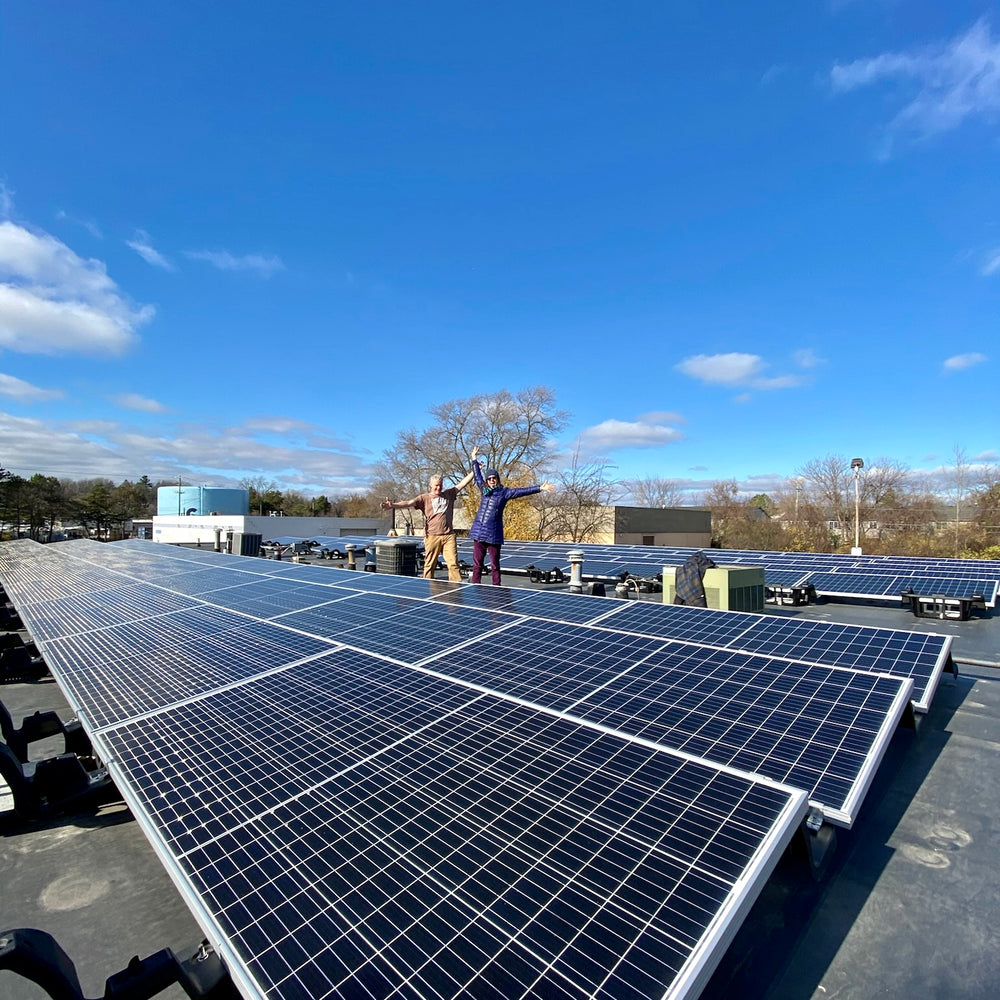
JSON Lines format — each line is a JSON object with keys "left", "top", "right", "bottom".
{"left": 149, "top": 514, "right": 390, "bottom": 546}
{"left": 146, "top": 486, "right": 388, "bottom": 546}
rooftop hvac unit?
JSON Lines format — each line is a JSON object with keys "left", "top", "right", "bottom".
{"left": 375, "top": 538, "right": 419, "bottom": 576}
{"left": 662, "top": 564, "right": 765, "bottom": 612}
{"left": 229, "top": 532, "right": 262, "bottom": 557}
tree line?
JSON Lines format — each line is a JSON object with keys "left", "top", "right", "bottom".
{"left": 3, "top": 388, "right": 997, "bottom": 558}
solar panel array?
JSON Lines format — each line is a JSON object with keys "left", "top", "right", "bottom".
{"left": 267, "top": 533, "right": 1000, "bottom": 606}
{"left": 448, "top": 538, "right": 1000, "bottom": 607}
{"left": 0, "top": 537, "right": 939, "bottom": 1000}
{"left": 214, "top": 536, "right": 955, "bottom": 713}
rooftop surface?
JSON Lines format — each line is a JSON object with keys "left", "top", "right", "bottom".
{"left": 2, "top": 554, "right": 998, "bottom": 1000}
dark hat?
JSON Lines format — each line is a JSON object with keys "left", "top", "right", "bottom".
{"left": 484, "top": 469, "right": 500, "bottom": 480}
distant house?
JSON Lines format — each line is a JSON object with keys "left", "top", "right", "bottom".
{"left": 772, "top": 502, "right": 976, "bottom": 543}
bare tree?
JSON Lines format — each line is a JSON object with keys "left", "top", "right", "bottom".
{"left": 972, "top": 475, "right": 1000, "bottom": 553}
{"left": 372, "top": 386, "right": 568, "bottom": 501}
{"left": 625, "top": 476, "right": 684, "bottom": 508}
{"left": 950, "top": 446, "right": 970, "bottom": 557}
{"left": 702, "top": 480, "right": 741, "bottom": 548}
{"left": 797, "top": 454, "right": 853, "bottom": 546}
{"left": 861, "top": 457, "right": 911, "bottom": 507}
{"left": 239, "top": 475, "right": 280, "bottom": 515}
{"left": 700, "top": 480, "right": 784, "bottom": 550}
{"left": 536, "top": 446, "right": 621, "bottom": 543}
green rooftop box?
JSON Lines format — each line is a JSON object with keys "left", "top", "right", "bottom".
{"left": 662, "top": 564, "right": 766, "bottom": 612}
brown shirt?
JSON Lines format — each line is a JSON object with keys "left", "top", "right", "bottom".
{"left": 413, "top": 487, "right": 460, "bottom": 536}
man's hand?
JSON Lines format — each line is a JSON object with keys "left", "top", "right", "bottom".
{"left": 540, "top": 482, "right": 556, "bottom": 493}
{"left": 471, "top": 445, "right": 479, "bottom": 462}
{"left": 381, "top": 496, "right": 393, "bottom": 510}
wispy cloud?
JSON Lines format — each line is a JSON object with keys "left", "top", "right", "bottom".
{"left": 943, "top": 352, "right": 988, "bottom": 371}
{"left": 830, "top": 19, "right": 1000, "bottom": 143}
{"left": 125, "top": 229, "right": 174, "bottom": 270}
{"left": 0, "top": 372, "right": 64, "bottom": 402}
{"left": 674, "top": 352, "right": 806, "bottom": 391}
{"left": 760, "top": 64, "right": 786, "bottom": 86}
{"left": 0, "top": 221, "right": 152, "bottom": 356}
{"left": 242, "top": 416, "right": 316, "bottom": 435}
{"left": 55, "top": 209, "right": 103, "bottom": 239}
{"left": 981, "top": 248, "right": 1000, "bottom": 275}
{"left": 111, "top": 392, "right": 169, "bottom": 413}
{"left": 184, "top": 249, "right": 284, "bottom": 277}
{"left": 578, "top": 415, "right": 685, "bottom": 453}
{"left": 793, "top": 348, "right": 825, "bottom": 369}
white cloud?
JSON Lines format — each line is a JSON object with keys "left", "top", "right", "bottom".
{"left": 675, "top": 352, "right": 763, "bottom": 384}
{"left": 0, "top": 221, "right": 152, "bottom": 355}
{"left": 830, "top": 19, "right": 1000, "bottom": 139}
{"left": 184, "top": 249, "right": 284, "bottom": 277}
{"left": 674, "top": 352, "right": 805, "bottom": 391}
{"left": 578, "top": 416, "right": 684, "bottom": 453}
{"left": 0, "top": 409, "right": 374, "bottom": 491}
{"left": 0, "top": 372, "right": 63, "bottom": 402}
{"left": 636, "top": 410, "right": 686, "bottom": 425}
{"left": 111, "top": 392, "right": 169, "bottom": 413}
{"left": 125, "top": 230, "right": 173, "bottom": 270}
{"left": 943, "top": 352, "right": 988, "bottom": 371}
{"left": 242, "top": 416, "right": 316, "bottom": 434}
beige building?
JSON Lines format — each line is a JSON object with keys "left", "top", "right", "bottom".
{"left": 553, "top": 506, "right": 712, "bottom": 547}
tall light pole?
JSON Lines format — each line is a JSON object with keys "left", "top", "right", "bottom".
{"left": 850, "top": 457, "right": 864, "bottom": 554}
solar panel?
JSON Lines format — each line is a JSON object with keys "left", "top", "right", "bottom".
{"left": 41, "top": 608, "right": 336, "bottom": 729}
{"left": 806, "top": 571, "right": 996, "bottom": 604}
{"left": 431, "top": 586, "right": 623, "bottom": 625}
{"left": 763, "top": 569, "right": 813, "bottom": 587}
{"left": 424, "top": 618, "right": 912, "bottom": 826}
{"left": 103, "top": 664, "right": 804, "bottom": 1000}
{"left": 596, "top": 600, "right": 951, "bottom": 713}
{"left": 1, "top": 539, "right": 809, "bottom": 1000}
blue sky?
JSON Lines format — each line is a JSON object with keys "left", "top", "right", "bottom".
{"left": 1, "top": 1, "right": 997, "bottom": 499}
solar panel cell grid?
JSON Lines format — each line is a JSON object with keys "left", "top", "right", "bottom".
{"left": 425, "top": 619, "right": 911, "bottom": 823}
{"left": 328, "top": 601, "right": 515, "bottom": 665}
{"left": 39, "top": 606, "right": 336, "bottom": 728}
{"left": 596, "top": 599, "right": 947, "bottom": 712}
{"left": 102, "top": 686, "right": 798, "bottom": 1000}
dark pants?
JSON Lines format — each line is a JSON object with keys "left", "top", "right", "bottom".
{"left": 471, "top": 540, "right": 502, "bottom": 585}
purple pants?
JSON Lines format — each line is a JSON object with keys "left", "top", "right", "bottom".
{"left": 471, "top": 540, "right": 502, "bottom": 585}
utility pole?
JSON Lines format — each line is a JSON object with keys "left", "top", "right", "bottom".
{"left": 850, "top": 458, "right": 864, "bottom": 554}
